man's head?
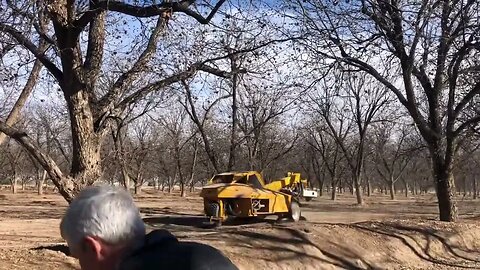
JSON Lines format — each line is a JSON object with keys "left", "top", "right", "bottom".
{"left": 60, "top": 185, "right": 145, "bottom": 270}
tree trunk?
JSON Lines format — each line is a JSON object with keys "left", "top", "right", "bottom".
{"left": 38, "top": 170, "right": 46, "bottom": 195}
{"left": 11, "top": 176, "right": 18, "bottom": 194}
{"left": 180, "top": 182, "right": 186, "bottom": 197}
{"left": 404, "top": 180, "right": 409, "bottom": 198}
{"left": 65, "top": 87, "right": 102, "bottom": 190}
{"left": 473, "top": 176, "right": 477, "bottom": 200}
{"left": 190, "top": 182, "right": 195, "bottom": 193}
{"left": 227, "top": 58, "right": 238, "bottom": 171}
{"left": 390, "top": 178, "right": 395, "bottom": 200}
{"left": 187, "top": 144, "right": 198, "bottom": 194}
{"left": 168, "top": 176, "right": 175, "bottom": 194}
{"left": 432, "top": 159, "right": 457, "bottom": 222}
{"left": 122, "top": 167, "right": 130, "bottom": 192}
{"left": 367, "top": 177, "right": 371, "bottom": 197}
{"left": 331, "top": 181, "right": 337, "bottom": 201}
{"left": 0, "top": 60, "right": 43, "bottom": 146}
{"left": 134, "top": 183, "right": 141, "bottom": 195}
{"left": 354, "top": 176, "right": 363, "bottom": 204}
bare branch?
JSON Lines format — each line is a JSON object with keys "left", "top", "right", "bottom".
{"left": 0, "top": 23, "right": 63, "bottom": 82}
{"left": 74, "top": 0, "right": 227, "bottom": 29}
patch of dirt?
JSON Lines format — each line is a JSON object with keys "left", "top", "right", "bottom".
{"left": 0, "top": 188, "right": 479, "bottom": 269}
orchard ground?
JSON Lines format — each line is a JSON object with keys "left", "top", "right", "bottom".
{"left": 0, "top": 186, "right": 479, "bottom": 270}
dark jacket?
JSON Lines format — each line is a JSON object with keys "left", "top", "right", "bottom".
{"left": 119, "top": 229, "right": 239, "bottom": 270}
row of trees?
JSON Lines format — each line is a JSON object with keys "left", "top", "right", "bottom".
{"left": 1, "top": 0, "right": 479, "bottom": 221}
{"left": 2, "top": 88, "right": 479, "bottom": 201}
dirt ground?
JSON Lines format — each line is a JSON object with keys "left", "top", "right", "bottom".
{"left": 0, "top": 187, "right": 479, "bottom": 270}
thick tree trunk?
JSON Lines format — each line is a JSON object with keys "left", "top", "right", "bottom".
{"left": 66, "top": 90, "right": 102, "bottom": 189}
{"left": 432, "top": 158, "right": 457, "bottom": 222}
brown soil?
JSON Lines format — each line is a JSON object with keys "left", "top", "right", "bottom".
{"left": 0, "top": 187, "right": 479, "bottom": 270}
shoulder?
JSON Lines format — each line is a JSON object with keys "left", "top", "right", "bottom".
{"left": 119, "top": 229, "right": 238, "bottom": 270}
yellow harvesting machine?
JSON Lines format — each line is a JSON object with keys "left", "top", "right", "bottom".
{"left": 199, "top": 171, "right": 317, "bottom": 224}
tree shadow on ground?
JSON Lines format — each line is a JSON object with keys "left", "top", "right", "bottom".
{"left": 196, "top": 226, "right": 376, "bottom": 269}
{"left": 140, "top": 206, "right": 198, "bottom": 217}
{"left": 143, "top": 215, "right": 210, "bottom": 228}
{"left": 351, "top": 221, "right": 480, "bottom": 269}
{"left": 142, "top": 214, "right": 281, "bottom": 230}
{"left": 31, "top": 244, "right": 71, "bottom": 256}
{"left": 144, "top": 212, "right": 376, "bottom": 269}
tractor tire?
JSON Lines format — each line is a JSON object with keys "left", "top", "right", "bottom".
{"left": 289, "top": 201, "right": 301, "bottom": 222}
{"left": 305, "top": 197, "right": 313, "bottom": 202}
{"left": 205, "top": 202, "right": 220, "bottom": 218}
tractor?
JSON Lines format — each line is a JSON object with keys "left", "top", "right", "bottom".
{"left": 199, "top": 171, "right": 317, "bottom": 224}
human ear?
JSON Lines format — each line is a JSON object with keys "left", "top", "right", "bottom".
{"left": 83, "top": 236, "right": 105, "bottom": 260}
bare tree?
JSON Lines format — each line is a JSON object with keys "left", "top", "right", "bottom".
{"left": 0, "top": 0, "right": 229, "bottom": 202}
{"left": 151, "top": 105, "right": 198, "bottom": 197}
{"left": 289, "top": 0, "right": 480, "bottom": 221}
{"left": 5, "top": 139, "right": 24, "bottom": 193}
{"left": 306, "top": 69, "right": 391, "bottom": 204}
{"left": 306, "top": 124, "right": 346, "bottom": 200}
{"left": 372, "top": 122, "right": 418, "bottom": 200}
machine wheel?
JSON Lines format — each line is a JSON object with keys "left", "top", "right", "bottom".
{"left": 205, "top": 201, "right": 221, "bottom": 217}
{"left": 289, "top": 201, "right": 301, "bottom": 222}
{"left": 305, "top": 197, "right": 313, "bottom": 202}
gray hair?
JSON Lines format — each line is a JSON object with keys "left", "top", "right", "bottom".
{"left": 60, "top": 184, "right": 146, "bottom": 254}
